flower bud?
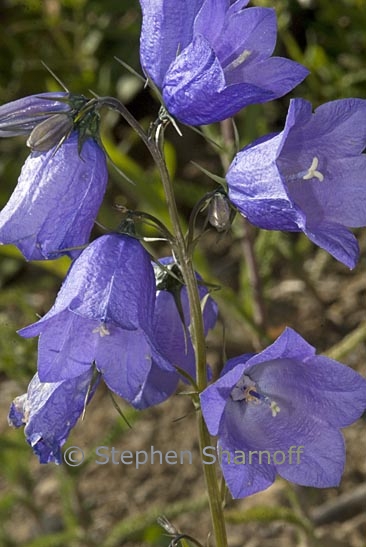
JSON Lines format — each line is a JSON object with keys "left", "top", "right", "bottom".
{"left": 26, "top": 113, "right": 74, "bottom": 152}
{"left": 208, "top": 192, "right": 233, "bottom": 232}
{"left": 0, "top": 92, "right": 70, "bottom": 137}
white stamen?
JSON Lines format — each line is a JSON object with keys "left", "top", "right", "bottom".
{"left": 270, "top": 401, "right": 281, "bottom": 417}
{"left": 302, "top": 156, "right": 324, "bottom": 182}
{"left": 93, "top": 323, "right": 110, "bottom": 337}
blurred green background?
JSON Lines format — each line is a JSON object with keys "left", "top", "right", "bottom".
{"left": 0, "top": 1, "right": 366, "bottom": 546}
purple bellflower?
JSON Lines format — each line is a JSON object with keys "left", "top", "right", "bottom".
{"left": 200, "top": 327, "right": 366, "bottom": 498}
{"left": 0, "top": 92, "right": 71, "bottom": 137}
{"left": 226, "top": 98, "right": 366, "bottom": 268}
{"left": 0, "top": 131, "right": 108, "bottom": 260}
{"left": 18, "top": 234, "right": 175, "bottom": 408}
{"left": 8, "top": 369, "right": 99, "bottom": 464}
{"left": 139, "top": 0, "right": 308, "bottom": 125}
{"left": 136, "top": 258, "right": 218, "bottom": 408}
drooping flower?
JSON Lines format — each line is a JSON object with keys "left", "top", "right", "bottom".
{"left": 0, "top": 92, "right": 72, "bottom": 137}
{"left": 8, "top": 369, "right": 99, "bottom": 464}
{"left": 200, "top": 327, "right": 366, "bottom": 498}
{"left": 135, "top": 258, "right": 218, "bottom": 408}
{"left": 139, "top": 0, "right": 308, "bottom": 125}
{"left": 0, "top": 130, "right": 108, "bottom": 260}
{"left": 226, "top": 98, "right": 366, "bottom": 268}
{"left": 18, "top": 234, "right": 175, "bottom": 407}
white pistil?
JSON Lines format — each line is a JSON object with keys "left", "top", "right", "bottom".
{"left": 302, "top": 156, "right": 324, "bottom": 182}
{"left": 93, "top": 323, "right": 110, "bottom": 337}
{"left": 224, "top": 49, "right": 252, "bottom": 72}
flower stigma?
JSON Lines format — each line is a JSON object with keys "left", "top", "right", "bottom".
{"left": 93, "top": 323, "right": 110, "bottom": 337}
{"left": 302, "top": 156, "right": 324, "bottom": 182}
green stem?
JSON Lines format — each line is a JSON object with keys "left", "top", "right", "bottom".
{"left": 151, "top": 147, "right": 207, "bottom": 389}
{"left": 197, "top": 411, "right": 229, "bottom": 546}
{"left": 150, "top": 136, "right": 228, "bottom": 546}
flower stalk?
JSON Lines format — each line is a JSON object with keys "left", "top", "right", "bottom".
{"left": 153, "top": 138, "right": 229, "bottom": 547}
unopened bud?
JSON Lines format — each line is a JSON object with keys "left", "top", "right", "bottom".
{"left": 208, "top": 192, "right": 233, "bottom": 232}
{"left": 26, "top": 113, "right": 74, "bottom": 152}
{"left": 0, "top": 92, "right": 70, "bottom": 137}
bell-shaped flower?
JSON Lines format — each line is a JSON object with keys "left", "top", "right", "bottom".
{"left": 200, "top": 327, "right": 366, "bottom": 498}
{"left": 139, "top": 0, "right": 308, "bottom": 125}
{"left": 0, "top": 131, "right": 108, "bottom": 260}
{"left": 8, "top": 369, "right": 99, "bottom": 464}
{"left": 134, "top": 258, "right": 218, "bottom": 408}
{"left": 18, "top": 234, "right": 175, "bottom": 406}
{"left": 0, "top": 92, "right": 71, "bottom": 137}
{"left": 226, "top": 98, "right": 366, "bottom": 268}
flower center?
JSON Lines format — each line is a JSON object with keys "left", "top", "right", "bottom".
{"left": 231, "top": 374, "right": 280, "bottom": 417}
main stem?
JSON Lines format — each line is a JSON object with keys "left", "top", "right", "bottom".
{"left": 151, "top": 140, "right": 229, "bottom": 547}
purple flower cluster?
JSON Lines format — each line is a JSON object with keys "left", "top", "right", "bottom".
{"left": 9, "top": 234, "right": 217, "bottom": 462}
{"left": 3, "top": 0, "right": 366, "bottom": 505}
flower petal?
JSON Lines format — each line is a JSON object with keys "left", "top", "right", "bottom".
{"left": 0, "top": 132, "right": 108, "bottom": 260}
{"left": 130, "top": 361, "right": 180, "bottom": 410}
{"left": 20, "top": 311, "right": 97, "bottom": 381}
{"left": 200, "top": 362, "right": 248, "bottom": 435}
{"left": 305, "top": 157, "right": 366, "bottom": 228}
{"left": 283, "top": 98, "right": 366, "bottom": 158}
{"left": 229, "top": 56, "right": 309, "bottom": 94}
{"left": 9, "top": 369, "right": 99, "bottom": 464}
{"left": 139, "top": 0, "right": 202, "bottom": 86}
{"left": 219, "top": 438, "right": 276, "bottom": 498}
{"left": 94, "top": 327, "right": 154, "bottom": 402}
{"left": 224, "top": 395, "right": 346, "bottom": 488}
{"left": 153, "top": 274, "right": 217, "bottom": 379}
{"left": 245, "top": 327, "right": 315, "bottom": 368}
{"left": 154, "top": 290, "right": 194, "bottom": 375}
{"left": 277, "top": 422, "right": 345, "bottom": 488}
{"left": 248, "top": 356, "right": 366, "bottom": 429}
{"left": 194, "top": 0, "right": 227, "bottom": 44}
{"left": 216, "top": 8, "right": 277, "bottom": 69}
{"left": 227, "top": 133, "right": 306, "bottom": 230}
{"left": 163, "top": 34, "right": 226, "bottom": 124}
{"left": 303, "top": 222, "right": 359, "bottom": 269}
{"left": 26, "top": 234, "right": 156, "bottom": 330}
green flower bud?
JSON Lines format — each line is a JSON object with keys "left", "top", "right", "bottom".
{"left": 208, "top": 192, "right": 234, "bottom": 232}
{"left": 26, "top": 113, "right": 74, "bottom": 152}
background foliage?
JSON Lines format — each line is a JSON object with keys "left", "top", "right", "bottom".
{"left": 0, "top": 1, "right": 366, "bottom": 546}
